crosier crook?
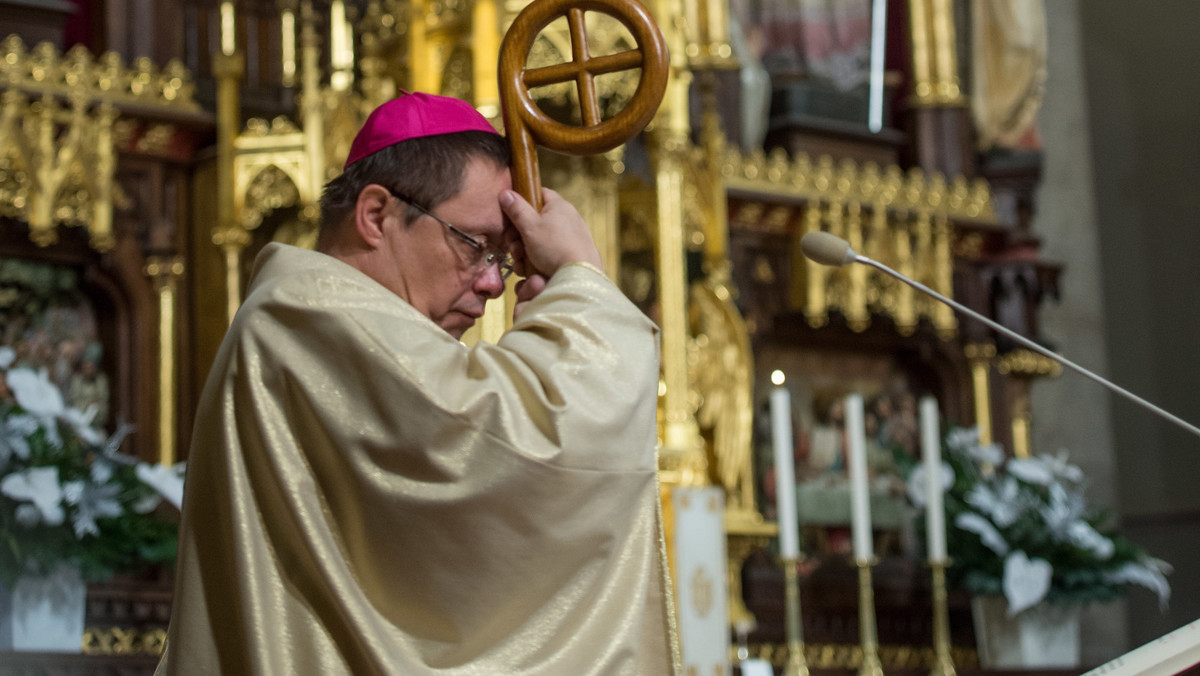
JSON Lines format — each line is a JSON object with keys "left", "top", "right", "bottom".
{"left": 498, "top": 0, "right": 670, "bottom": 220}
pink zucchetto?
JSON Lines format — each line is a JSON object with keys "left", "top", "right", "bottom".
{"left": 343, "top": 90, "right": 499, "bottom": 169}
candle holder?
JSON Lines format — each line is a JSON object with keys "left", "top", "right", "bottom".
{"left": 781, "top": 555, "right": 811, "bottom": 676}
{"left": 928, "top": 559, "right": 957, "bottom": 676}
{"left": 855, "top": 558, "right": 884, "bottom": 676}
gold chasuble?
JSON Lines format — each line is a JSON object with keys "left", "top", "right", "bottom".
{"left": 158, "top": 244, "right": 679, "bottom": 675}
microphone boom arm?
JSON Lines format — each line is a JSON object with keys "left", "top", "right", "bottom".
{"left": 854, "top": 253, "right": 1200, "bottom": 441}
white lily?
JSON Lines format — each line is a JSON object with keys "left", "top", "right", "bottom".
{"left": 63, "top": 468, "right": 124, "bottom": 538}
{"left": 956, "top": 511, "right": 1010, "bottom": 556}
{"left": 1, "top": 466, "right": 66, "bottom": 526}
{"left": 1007, "top": 456, "right": 1055, "bottom": 486}
{"left": 966, "top": 476, "right": 1025, "bottom": 527}
{"left": 1039, "top": 482, "right": 1082, "bottom": 537}
{"left": 1041, "top": 450, "right": 1085, "bottom": 483}
{"left": 60, "top": 404, "right": 104, "bottom": 446}
{"left": 136, "top": 461, "right": 186, "bottom": 510}
{"left": 1103, "top": 559, "right": 1172, "bottom": 611}
{"left": 946, "top": 427, "right": 980, "bottom": 451}
{"left": 0, "top": 346, "right": 14, "bottom": 369}
{"left": 1003, "top": 550, "right": 1053, "bottom": 615}
{"left": 6, "top": 367, "right": 64, "bottom": 419}
{"left": 966, "top": 442, "right": 1005, "bottom": 467}
{"left": 905, "top": 461, "right": 954, "bottom": 508}
{"left": 1067, "top": 520, "right": 1115, "bottom": 560}
{"left": 0, "top": 413, "right": 36, "bottom": 469}
{"left": 5, "top": 367, "right": 64, "bottom": 447}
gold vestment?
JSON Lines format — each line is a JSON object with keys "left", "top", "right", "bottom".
{"left": 158, "top": 243, "right": 678, "bottom": 675}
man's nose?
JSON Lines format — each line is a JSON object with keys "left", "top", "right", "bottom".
{"left": 474, "top": 264, "right": 507, "bottom": 299}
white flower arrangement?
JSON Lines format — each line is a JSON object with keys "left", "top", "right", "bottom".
{"left": 905, "top": 427, "right": 1170, "bottom": 615}
{"left": 0, "top": 345, "right": 184, "bottom": 588}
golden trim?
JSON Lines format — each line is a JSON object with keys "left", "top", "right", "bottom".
{"left": 724, "top": 148, "right": 991, "bottom": 333}
{"left": 781, "top": 555, "right": 812, "bottom": 676}
{"left": 653, "top": 130, "right": 707, "bottom": 484}
{"left": 213, "top": 47, "right": 243, "bottom": 323}
{"left": 82, "top": 626, "right": 166, "bottom": 656}
{"left": 145, "top": 256, "right": 185, "bottom": 467}
{"left": 908, "top": 0, "right": 933, "bottom": 101}
{"left": 0, "top": 36, "right": 200, "bottom": 110}
{"left": 929, "top": 0, "right": 962, "bottom": 103}
{"left": 996, "top": 349, "right": 1062, "bottom": 377}
{"left": 907, "top": 0, "right": 965, "bottom": 106}
{"left": 0, "top": 34, "right": 194, "bottom": 251}
{"left": 855, "top": 560, "right": 884, "bottom": 676}
{"left": 1011, "top": 394, "right": 1032, "bottom": 459}
{"left": 928, "top": 561, "right": 958, "bottom": 676}
{"left": 965, "top": 343, "right": 996, "bottom": 445}
{"left": 1012, "top": 412, "right": 1030, "bottom": 459}
{"left": 741, "top": 642, "right": 979, "bottom": 671}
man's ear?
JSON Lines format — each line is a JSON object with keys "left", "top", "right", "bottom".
{"left": 354, "top": 184, "right": 392, "bottom": 248}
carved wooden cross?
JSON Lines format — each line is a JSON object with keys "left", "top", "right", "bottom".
{"left": 498, "top": 0, "right": 669, "bottom": 211}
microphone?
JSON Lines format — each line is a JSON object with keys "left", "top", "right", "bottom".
{"left": 799, "top": 231, "right": 1200, "bottom": 440}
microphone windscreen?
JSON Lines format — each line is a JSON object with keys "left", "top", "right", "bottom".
{"left": 800, "top": 231, "right": 856, "bottom": 266}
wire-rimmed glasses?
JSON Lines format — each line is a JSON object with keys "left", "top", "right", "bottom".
{"left": 386, "top": 188, "right": 515, "bottom": 280}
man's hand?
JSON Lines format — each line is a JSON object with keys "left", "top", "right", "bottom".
{"left": 500, "top": 188, "right": 603, "bottom": 278}
{"left": 513, "top": 274, "right": 548, "bottom": 320}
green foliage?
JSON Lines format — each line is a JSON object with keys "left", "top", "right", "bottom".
{"left": 1, "top": 365, "right": 179, "bottom": 589}
{"left": 907, "top": 428, "right": 1170, "bottom": 610}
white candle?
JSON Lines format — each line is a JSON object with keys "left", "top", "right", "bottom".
{"left": 846, "top": 393, "right": 873, "bottom": 561}
{"left": 330, "top": 0, "right": 353, "bottom": 91}
{"left": 920, "top": 396, "right": 947, "bottom": 561}
{"left": 770, "top": 371, "right": 800, "bottom": 558}
{"left": 281, "top": 9, "right": 296, "bottom": 87}
{"left": 220, "top": 1, "right": 236, "bottom": 56}
{"left": 868, "top": 0, "right": 889, "bottom": 132}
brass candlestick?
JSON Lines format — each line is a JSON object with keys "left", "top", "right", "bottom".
{"left": 928, "top": 560, "right": 957, "bottom": 676}
{"left": 855, "top": 558, "right": 885, "bottom": 676}
{"left": 781, "top": 556, "right": 811, "bottom": 676}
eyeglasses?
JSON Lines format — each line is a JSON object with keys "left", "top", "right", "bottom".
{"left": 386, "top": 188, "right": 515, "bottom": 281}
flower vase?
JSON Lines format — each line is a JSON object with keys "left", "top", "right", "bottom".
{"left": 971, "top": 595, "right": 1081, "bottom": 668}
{"left": 0, "top": 564, "right": 87, "bottom": 652}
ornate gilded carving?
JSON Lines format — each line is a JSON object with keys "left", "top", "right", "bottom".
{"left": 690, "top": 262, "right": 754, "bottom": 508}
{"left": 83, "top": 626, "right": 166, "bottom": 655}
{"left": 724, "top": 147, "right": 992, "bottom": 335}
{"left": 240, "top": 164, "right": 302, "bottom": 231}
{"left": 741, "top": 642, "right": 979, "bottom": 671}
{"left": 0, "top": 37, "right": 198, "bottom": 111}
{"left": 0, "top": 36, "right": 199, "bottom": 250}
{"left": 996, "top": 348, "right": 1062, "bottom": 377}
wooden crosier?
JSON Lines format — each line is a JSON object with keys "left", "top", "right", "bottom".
{"left": 498, "top": 0, "right": 669, "bottom": 213}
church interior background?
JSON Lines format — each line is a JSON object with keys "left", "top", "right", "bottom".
{"left": 2, "top": 0, "right": 1198, "bottom": 673}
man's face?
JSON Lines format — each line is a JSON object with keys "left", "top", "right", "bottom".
{"left": 380, "top": 157, "right": 513, "bottom": 339}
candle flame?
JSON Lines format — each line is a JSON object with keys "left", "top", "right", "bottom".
{"left": 771, "top": 370, "right": 785, "bottom": 386}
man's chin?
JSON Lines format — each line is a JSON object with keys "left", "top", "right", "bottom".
{"left": 440, "top": 314, "right": 477, "bottom": 340}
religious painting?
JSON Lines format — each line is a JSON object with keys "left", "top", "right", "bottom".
{"left": 746, "top": 0, "right": 885, "bottom": 127}
{"left": 755, "top": 345, "right": 933, "bottom": 557}
{"left": 0, "top": 258, "right": 110, "bottom": 427}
